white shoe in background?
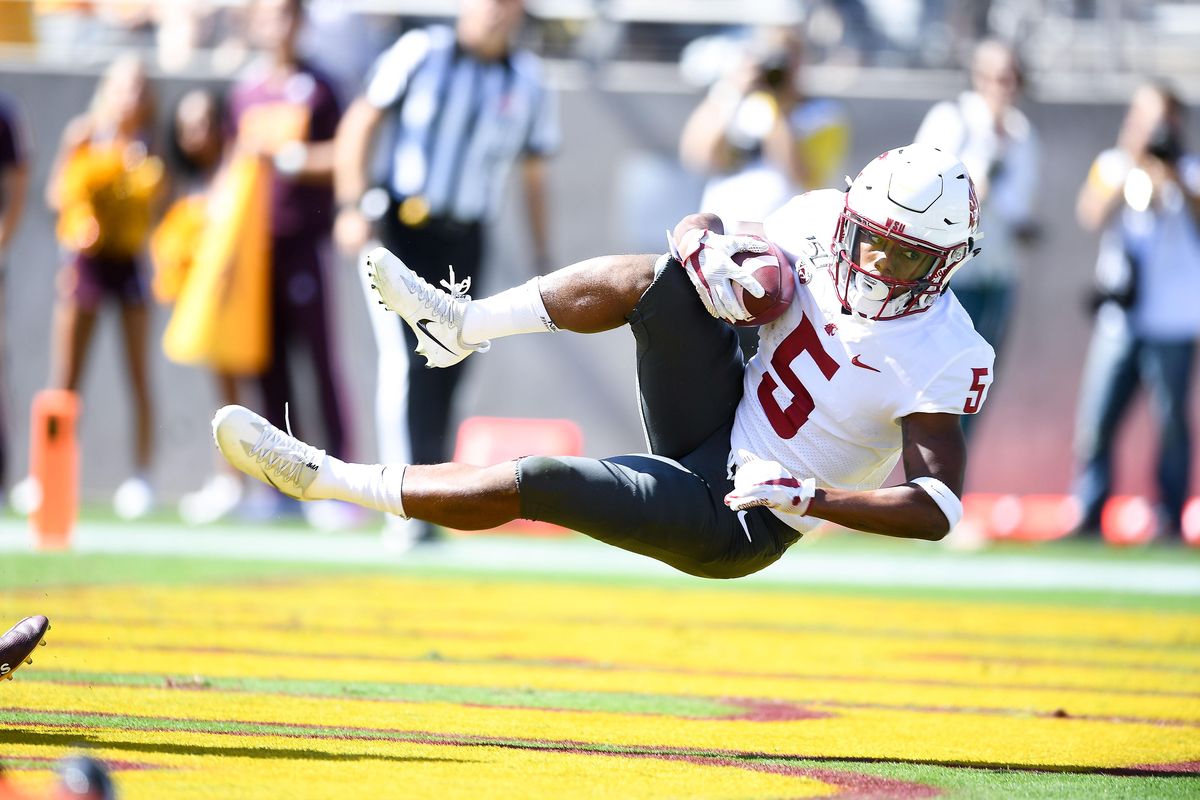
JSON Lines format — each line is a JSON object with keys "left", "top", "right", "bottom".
{"left": 179, "top": 473, "right": 244, "bottom": 525}
{"left": 113, "top": 476, "right": 156, "bottom": 520}
{"left": 303, "top": 499, "right": 368, "bottom": 532}
{"left": 942, "top": 518, "right": 988, "bottom": 552}
{"left": 9, "top": 476, "right": 43, "bottom": 516}
{"left": 236, "top": 482, "right": 302, "bottom": 523}
{"left": 381, "top": 515, "right": 421, "bottom": 554}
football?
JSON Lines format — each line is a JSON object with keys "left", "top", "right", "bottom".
{"left": 728, "top": 238, "right": 796, "bottom": 328}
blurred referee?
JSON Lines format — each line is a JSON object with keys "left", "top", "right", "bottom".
{"left": 334, "top": 0, "right": 559, "bottom": 545}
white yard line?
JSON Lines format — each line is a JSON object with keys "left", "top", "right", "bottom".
{"left": 1, "top": 519, "right": 1198, "bottom": 596}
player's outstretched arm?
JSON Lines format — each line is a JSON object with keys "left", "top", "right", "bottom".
{"left": 811, "top": 412, "right": 966, "bottom": 540}
{"left": 727, "top": 413, "right": 966, "bottom": 541}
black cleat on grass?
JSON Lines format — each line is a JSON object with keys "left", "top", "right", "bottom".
{"left": 1, "top": 615, "right": 49, "bottom": 681}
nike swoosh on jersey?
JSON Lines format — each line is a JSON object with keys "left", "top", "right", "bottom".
{"left": 850, "top": 355, "right": 881, "bottom": 373}
{"left": 416, "top": 319, "right": 455, "bottom": 354}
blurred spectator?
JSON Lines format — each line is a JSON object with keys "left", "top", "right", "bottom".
{"left": 914, "top": 38, "right": 1039, "bottom": 440}
{"left": 819, "top": 0, "right": 878, "bottom": 65}
{"left": 227, "top": 0, "right": 350, "bottom": 522}
{"left": 151, "top": 87, "right": 249, "bottom": 524}
{"left": 40, "top": 54, "right": 164, "bottom": 520}
{"left": 0, "top": 91, "right": 31, "bottom": 504}
{"left": 679, "top": 25, "right": 847, "bottom": 356}
{"left": 1071, "top": 82, "right": 1200, "bottom": 540}
{"left": 334, "top": 0, "right": 559, "bottom": 546}
{"left": 680, "top": 26, "right": 848, "bottom": 227}
{"left": 915, "top": 0, "right": 991, "bottom": 67}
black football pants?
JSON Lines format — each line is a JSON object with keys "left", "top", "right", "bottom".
{"left": 517, "top": 256, "right": 799, "bottom": 579}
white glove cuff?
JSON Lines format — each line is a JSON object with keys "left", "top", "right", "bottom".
{"left": 794, "top": 476, "right": 817, "bottom": 516}
{"left": 909, "top": 476, "right": 963, "bottom": 529}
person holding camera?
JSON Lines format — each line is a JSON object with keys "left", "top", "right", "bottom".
{"left": 1071, "top": 82, "right": 1200, "bottom": 540}
{"left": 679, "top": 26, "right": 848, "bottom": 227}
{"left": 914, "top": 39, "right": 1039, "bottom": 442}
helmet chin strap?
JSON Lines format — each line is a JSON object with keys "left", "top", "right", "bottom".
{"left": 845, "top": 276, "right": 892, "bottom": 320}
{"left": 842, "top": 261, "right": 931, "bottom": 321}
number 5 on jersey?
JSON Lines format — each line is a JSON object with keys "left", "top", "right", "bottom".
{"left": 757, "top": 314, "right": 840, "bottom": 439}
{"left": 963, "top": 367, "right": 990, "bottom": 414}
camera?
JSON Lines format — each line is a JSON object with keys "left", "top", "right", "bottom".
{"left": 1146, "top": 122, "right": 1183, "bottom": 164}
{"left": 756, "top": 52, "right": 790, "bottom": 90}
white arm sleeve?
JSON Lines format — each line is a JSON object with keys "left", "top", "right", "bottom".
{"left": 910, "top": 476, "right": 964, "bottom": 529}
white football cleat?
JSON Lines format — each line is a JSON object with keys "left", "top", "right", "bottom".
{"left": 212, "top": 405, "right": 324, "bottom": 501}
{"left": 113, "top": 475, "right": 156, "bottom": 521}
{"left": 366, "top": 246, "right": 490, "bottom": 368}
{"left": 8, "top": 476, "right": 42, "bottom": 516}
{"left": 179, "top": 472, "right": 244, "bottom": 525}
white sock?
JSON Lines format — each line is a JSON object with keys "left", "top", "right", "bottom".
{"left": 461, "top": 277, "right": 557, "bottom": 344}
{"left": 309, "top": 457, "right": 407, "bottom": 518}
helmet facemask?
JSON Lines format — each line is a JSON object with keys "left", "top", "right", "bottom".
{"left": 833, "top": 209, "right": 971, "bottom": 321}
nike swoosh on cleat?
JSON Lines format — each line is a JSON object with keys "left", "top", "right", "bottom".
{"left": 415, "top": 319, "right": 456, "bottom": 354}
{"left": 851, "top": 355, "right": 881, "bottom": 373}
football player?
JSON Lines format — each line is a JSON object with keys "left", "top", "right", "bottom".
{"left": 214, "top": 143, "right": 993, "bottom": 578}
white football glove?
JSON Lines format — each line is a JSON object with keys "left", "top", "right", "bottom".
{"left": 670, "top": 228, "right": 770, "bottom": 323}
{"left": 725, "top": 458, "right": 817, "bottom": 516}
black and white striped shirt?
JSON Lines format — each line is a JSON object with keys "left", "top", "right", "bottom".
{"left": 365, "top": 25, "right": 559, "bottom": 224}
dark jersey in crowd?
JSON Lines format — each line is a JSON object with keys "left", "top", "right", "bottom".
{"left": 228, "top": 60, "right": 342, "bottom": 240}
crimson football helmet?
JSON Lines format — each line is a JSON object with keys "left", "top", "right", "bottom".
{"left": 833, "top": 143, "right": 981, "bottom": 321}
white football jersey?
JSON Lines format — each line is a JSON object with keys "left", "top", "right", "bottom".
{"left": 731, "top": 190, "right": 995, "bottom": 533}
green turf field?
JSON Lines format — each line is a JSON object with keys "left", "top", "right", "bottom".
{"left": 1, "top": 520, "right": 1198, "bottom": 799}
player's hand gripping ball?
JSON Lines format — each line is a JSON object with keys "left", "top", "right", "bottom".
{"left": 675, "top": 230, "right": 795, "bottom": 326}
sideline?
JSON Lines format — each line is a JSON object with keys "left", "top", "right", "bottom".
{"left": 2, "top": 518, "right": 1198, "bottom": 596}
